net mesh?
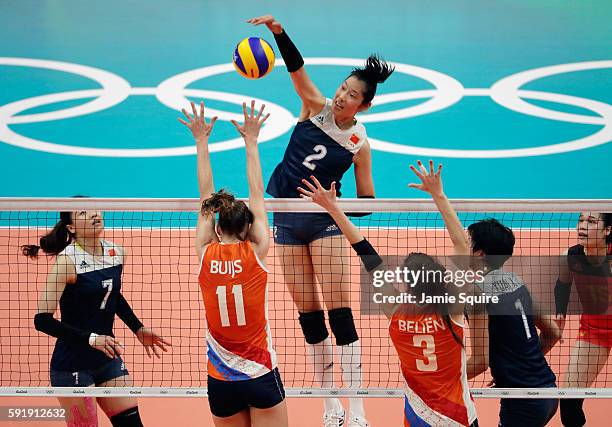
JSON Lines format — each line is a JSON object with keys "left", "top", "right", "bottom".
{"left": 1, "top": 198, "right": 611, "bottom": 397}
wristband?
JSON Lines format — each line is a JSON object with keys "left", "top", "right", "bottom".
{"left": 88, "top": 333, "right": 99, "bottom": 347}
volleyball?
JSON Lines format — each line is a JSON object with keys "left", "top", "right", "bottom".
{"left": 232, "top": 37, "right": 275, "bottom": 79}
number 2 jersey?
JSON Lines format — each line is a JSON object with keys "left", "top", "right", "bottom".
{"left": 198, "top": 240, "right": 277, "bottom": 381}
{"left": 389, "top": 311, "right": 476, "bottom": 426}
{"left": 266, "top": 98, "right": 368, "bottom": 198}
{"left": 52, "top": 240, "right": 124, "bottom": 371}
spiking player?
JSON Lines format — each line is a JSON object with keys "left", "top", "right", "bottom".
{"left": 298, "top": 160, "right": 480, "bottom": 426}
{"left": 249, "top": 14, "right": 394, "bottom": 427}
{"left": 555, "top": 212, "right": 612, "bottom": 427}
{"left": 23, "top": 208, "right": 170, "bottom": 426}
{"left": 180, "top": 100, "right": 288, "bottom": 427}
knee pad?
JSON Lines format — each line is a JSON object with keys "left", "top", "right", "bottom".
{"left": 110, "top": 406, "right": 143, "bottom": 427}
{"left": 560, "top": 399, "right": 585, "bottom": 427}
{"left": 298, "top": 310, "right": 329, "bottom": 344}
{"left": 328, "top": 307, "right": 359, "bottom": 346}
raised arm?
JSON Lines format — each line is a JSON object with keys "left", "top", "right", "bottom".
{"left": 230, "top": 101, "right": 271, "bottom": 261}
{"left": 248, "top": 15, "right": 325, "bottom": 120}
{"left": 298, "top": 177, "right": 403, "bottom": 318}
{"left": 179, "top": 101, "right": 218, "bottom": 259}
{"left": 409, "top": 160, "right": 470, "bottom": 256}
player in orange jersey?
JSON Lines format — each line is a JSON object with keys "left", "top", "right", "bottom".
{"left": 180, "top": 100, "right": 288, "bottom": 427}
{"left": 298, "top": 160, "right": 481, "bottom": 426}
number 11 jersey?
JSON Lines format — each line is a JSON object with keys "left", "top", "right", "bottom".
{"left": 198, "top": 240, "right": 277, "bottom": 381}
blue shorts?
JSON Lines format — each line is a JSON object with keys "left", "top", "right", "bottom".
{"left": 499, "top": 386, "right": 558, "bottom": 427}
{"left": 273, "top": 212, "right": 343, "bottom": 245}
{"left": 50, "top": 356, "right": 128, "bottom": 387}
{"left": 207, "top": 368, "right": 285, "bottom": 418}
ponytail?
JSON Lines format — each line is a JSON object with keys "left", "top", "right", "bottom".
{"left": 22, "top": 211, "right": 73, "bottom": 258}
{"left": 201, "top": 189, "right": 253, "bottom": 240}
{"left": 349, "top": 54, "right": 395, "bottom": 105}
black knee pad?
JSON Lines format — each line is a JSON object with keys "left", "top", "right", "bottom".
{"left": 560, "top": 399, "right": 585, "bottom": 427}
{"left": 328, "top": 307, "right": 359, "bottom": 346}
{"left": 298, "top": 310, "right": 329, "bottom": 344}
{"left": 110, "top": 406, "right": 143, "bottom": 427}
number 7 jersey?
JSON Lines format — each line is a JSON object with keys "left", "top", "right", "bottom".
{"left": 198, "top": 240, "right": 277, "bottom": 381}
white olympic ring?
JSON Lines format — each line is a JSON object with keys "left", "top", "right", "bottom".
{"left": 0, "top": 56, "right": 610, "bottom": 158}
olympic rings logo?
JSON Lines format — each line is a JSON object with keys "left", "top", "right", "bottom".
{"left": 0, "top": 57, "right": 610, "bottom": 158}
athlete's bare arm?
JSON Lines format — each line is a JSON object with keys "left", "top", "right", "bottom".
{"left": 248, "top": 15, "right": 326, "bottom": 120}
{"left": 179, "top": 101, "right": 219, "bottom": 259}
{"left": 231, "top": 100, "right": 271, "bottom": 261}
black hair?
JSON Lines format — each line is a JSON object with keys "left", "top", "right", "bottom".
{"left": 201, "top": 189, "right": 253, "bottom": 240}
{"left": 348, "top": 54, "right": 395, "bottom": 105}
{"left": 467, "top": 218, "right": 516, "bottom": 270}
{"left": 22, "top": 211, "right": 74, "bottom": 258}
{"left": 21, "top": 195, "right": 93, "bottom": 259}
{"left": 403, "top": 252, "right": 463, "bottom": 347}
{"left": 600, "top": 213, "right": 612, "bottom": 247}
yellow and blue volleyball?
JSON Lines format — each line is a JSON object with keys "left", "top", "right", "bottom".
{"left": 232, "top": 37, "right": 275, "bottom": 79}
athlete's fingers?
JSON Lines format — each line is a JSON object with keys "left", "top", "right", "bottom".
{"left": 242, "top": 102, "right": 248, "bottom": 121}
{"left": 409, "top": 165, "right": 425, "bottom": 180}
{"left": 144, "top": 344, "right": 151, "bottom": 358}
{"left": 297, "top": 187, "right": 313, "bottom": 197}
{"left": 177, "top": 118, "right": 188, "bottom": 126}
{"left": 151, "top": 344, "right": 161, "bottom": 359}
{"left": 417, "top": 160, "right": 428, "bottom": 175}
{"left": 199, "top": 101, "right": 205, "bottom": 120}
{"left": 155, "top": 341, "right": 169, "bottom": 353}
{"left": 330, "top": 181, "right": 337, "bottom": 194}
{"left": 436, "top": 163, "right": 442, "bottom": 177}
{"left": 309, "top": 175, "right": 324, "bottom": 189}
{"left": 259, "top": 113, "right": 270, "bottom": 126}
{"left": 180, "top": 108, "right": 192, "bottom": 122}
{"left": 209, "top": 116, "right": 218, "bottom": 130}
{"left": 408, "top": 183, "right": 422, "bottom": 190}
{"left": 156, "top": 335, "right": 172, "bottom": 347}
{"left": 190, "top": 101, "right": 198, "bottom": 120}
{"left": 300, "top": 178, "right": 317, "bottom": 192}
{"left": 230, "top": 120, "right": 242, "bottom": 132}
{"left": 256, "top": 103, "right": 265, "bottom": 120}
{"left": 250, "top": 100, "right": 256, "bottom": 118}
{"left": 429, "top": 160, "right": 435, "bottom": 175}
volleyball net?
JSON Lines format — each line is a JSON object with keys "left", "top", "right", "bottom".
{"left": 1, "top": 198, "right": 611, "bottom": 398}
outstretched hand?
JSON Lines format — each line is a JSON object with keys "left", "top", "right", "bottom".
{"left": 178, "top": 101, "right": 218, "bottom": 143}
{"left": 297, "top": 176, "right": 338, "bottom": 211}
{"left": 136, "top": 327, "right": 172, "bottom": 359}
{"left": 231, "top": 100, "right": 270, "bottom": 143}
{"left": 247, "top": 15, "right": 283, "bottom": 34}
{"left": 408, "top": 160, "right": 444, "bottom": 197}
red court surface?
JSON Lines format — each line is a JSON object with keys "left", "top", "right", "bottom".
{"left": 1, "top": 227, "right": 610, "bottom": 425}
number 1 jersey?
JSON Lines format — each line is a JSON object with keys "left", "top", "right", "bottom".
{"left": 198, "top": 240, "right": 277, "bottom": 381}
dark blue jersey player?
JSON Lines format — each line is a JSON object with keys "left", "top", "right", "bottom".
{"left": 466, "top": 219, "right": 561, "bottom": 427}
{"left": 249, "top": 13, "right": 394, "bottom": 427}
{"left": 23, "top": 209, "right": 170, "bottom": 427}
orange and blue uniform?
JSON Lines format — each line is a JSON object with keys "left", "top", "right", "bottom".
{"left": 198, "top": 240, "right": 277, "bottom": 381}
{"left": 389, "top": 311, "right": 477, "bottom": 427}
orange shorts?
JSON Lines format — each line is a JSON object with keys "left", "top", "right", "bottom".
{"left": 578, "top": 315, "right": 612, "bottom": 348}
